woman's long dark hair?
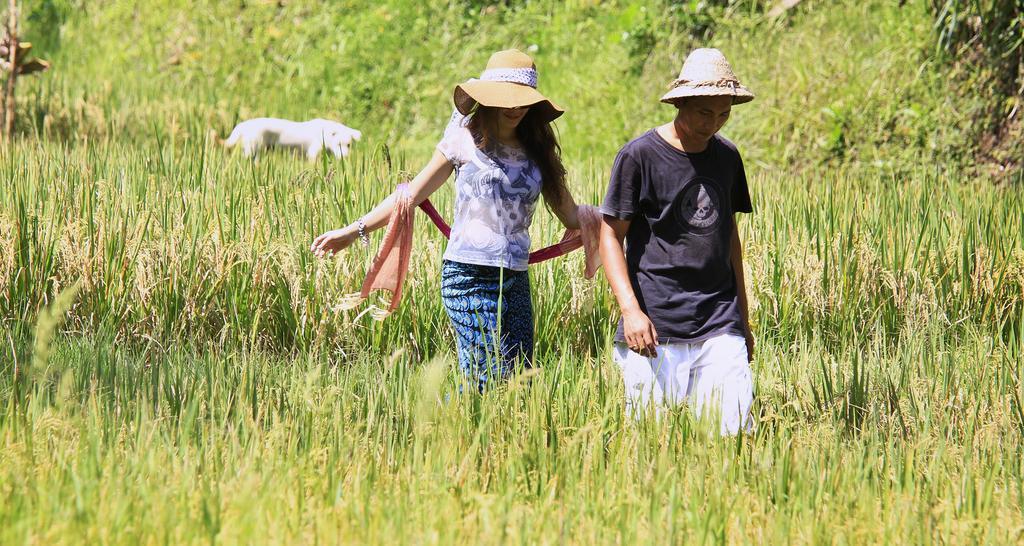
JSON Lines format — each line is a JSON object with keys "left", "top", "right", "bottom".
{"left": 467, "top": 105, "right": 568, "bottom": 208}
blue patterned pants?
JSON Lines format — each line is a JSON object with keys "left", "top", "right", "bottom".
{"left": 440, "top": 260, "right": 534, "bottom": 392}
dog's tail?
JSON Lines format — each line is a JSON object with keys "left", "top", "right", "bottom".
{"left": 206, "top": 128, "right": 227, "bottom": 147}
{"left": 223, "top": 126, "right": 241, "bottom": 148}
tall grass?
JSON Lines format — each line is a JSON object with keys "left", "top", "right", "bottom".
{"left": 2, "top": 316, "right": 1022, "bottom": 543}
{"left": 2, "top": 134, "right": 1022, "bottom": 542}
{"left": 1, "top": 0, "right": 1023, "bottom": 543}
{"left": 2, "top": 139, "right": 1020, "bottom": 356}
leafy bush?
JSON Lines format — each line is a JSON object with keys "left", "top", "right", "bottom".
{"left": 931, "top": 0, "right": 1023, "bottom": 175}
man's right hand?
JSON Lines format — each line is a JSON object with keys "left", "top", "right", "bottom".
{"left": 623, "top": 309, "right": 659, "bottom": 357}
{"left": 599, "top": 215, "right": 659, "bottom": 358}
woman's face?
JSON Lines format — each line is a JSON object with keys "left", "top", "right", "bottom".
{"left": 497, "top": 105, "right": 529, "bottom": 131}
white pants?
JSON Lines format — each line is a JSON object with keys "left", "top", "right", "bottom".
{"left": 612, "top": 333, "right": 754, "bottom": 435}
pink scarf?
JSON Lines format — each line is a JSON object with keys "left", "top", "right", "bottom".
{"left": 360, "top": 184, "right": 604, "bottom": 313}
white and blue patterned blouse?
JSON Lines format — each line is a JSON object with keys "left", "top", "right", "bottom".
{"left": 436, "top": 111, "right": 543, "bottom": 271}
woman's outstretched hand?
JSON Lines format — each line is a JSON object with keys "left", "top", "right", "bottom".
{"left": 310, "top": 226, "right": 358, "bottom": 257}
{"left": 309, "top": 151, "right": 454, "bottom": 259}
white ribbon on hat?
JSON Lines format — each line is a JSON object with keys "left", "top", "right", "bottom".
{"left": 479, "top": 67, "right": 538, "bottom": 88}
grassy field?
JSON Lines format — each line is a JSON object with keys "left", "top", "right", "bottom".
{"left": 2, "top": 0, "right": 1023, "bottom": 544}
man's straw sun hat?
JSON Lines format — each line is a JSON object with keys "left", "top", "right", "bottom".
{"left": 660, "top": 48, "right": 754, "bottom": 105}
{"left": 454, "top": 49, "right": 564, "bottom": 122}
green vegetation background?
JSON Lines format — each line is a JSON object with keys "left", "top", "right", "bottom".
{"left": 19, "top": 0, "right": 991, "bottom": 174}
{"left": 2, "top": 1, "right": 1022, "bottom": 544}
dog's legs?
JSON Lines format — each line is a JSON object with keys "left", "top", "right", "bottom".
{"left": 241, "top": 136, "right": 259, "bottom": 158}
{"left": 224, "top": 127, "right": 241, "bottom": 148}
{"left": 306, "top": 142, "right": 323, "bottom": 161}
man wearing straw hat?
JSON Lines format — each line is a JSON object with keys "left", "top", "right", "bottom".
{"left": 598, "top": 48, "right": 756, "bottom": 434}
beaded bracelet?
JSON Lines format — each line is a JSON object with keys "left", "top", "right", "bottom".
{"left": 356, "top": 219, "right": 369, "bottom": 246}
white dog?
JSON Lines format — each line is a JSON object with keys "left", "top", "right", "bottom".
{"left": 224, "top": 118, "right": 362, "bottom": 160}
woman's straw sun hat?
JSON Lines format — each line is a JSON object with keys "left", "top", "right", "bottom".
{"left": 660, "top": 48, "right": 754, "bottom": 105}
{"left": 454, "top": 49, "right": 564, "bottom": 122}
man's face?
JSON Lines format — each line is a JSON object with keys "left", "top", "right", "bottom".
{"left": 675, "top": 96, "right": 733, "bottom": 142}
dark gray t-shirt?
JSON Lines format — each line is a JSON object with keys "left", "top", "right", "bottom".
{"left": 600, "top": 129, "right": 752, "bottom": 344}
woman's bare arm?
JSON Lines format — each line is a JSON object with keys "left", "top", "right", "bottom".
{"left": 548, "top": 185, "right": 581, "bottom": 230}
{"left": 311, "top": 150, "right": 454, "bottom": 256}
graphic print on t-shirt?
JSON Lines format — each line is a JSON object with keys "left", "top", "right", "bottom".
{"left": 437, "top": 109, "right": 543, "bottom": 270}
{"left": 674, "top": 177, "right": 722, "bottom": 235}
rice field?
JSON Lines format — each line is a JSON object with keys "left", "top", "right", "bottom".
{"left": 1, "top": 135, "right": 1022, "bottom": 544}
{"left": 3, "top": 0, "right": 1024, "bottom": 544}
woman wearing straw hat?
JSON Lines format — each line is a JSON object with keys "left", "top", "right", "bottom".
{"left": 598, "top": 48, "right": 756, "bottom": 434}
{"left": 311, "top": 49, "right": 582, "bottom": 392}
